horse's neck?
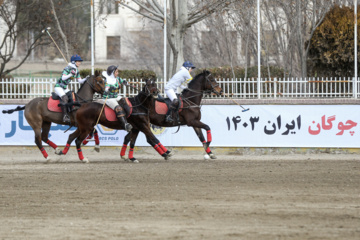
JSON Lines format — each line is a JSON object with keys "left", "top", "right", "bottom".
{"left": 135, "top": 91, "right": 151, "bottom": 109}
{"left": 76, "top": 82, "right": 94, "bottom": 100}
{"left": 182, "top": 86, "right": 203, "bottom": 105}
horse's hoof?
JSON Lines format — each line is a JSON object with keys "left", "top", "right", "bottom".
{"left": 94, "top": 145, "right": 100, "bottom": 152}
{"left": 45, "top": 157, "right": 51, "bottom": 163}
{"left": 81, "top": 157, "right": 89, "bottom": 163}
{"left": 209, "top": 153, "right": 217, "bottom": 159}
{"left": 55, "top": 150, "right": 62, "bottom": 155}
{"left": 129, "top": 158, "right": 139, "bottom": 163}
{"left": 121, "top": 155, "right": 128, "bottom": 161}
{"left": 166, "top": 150, "right": 174, "bottom": 157}
{"left": 54, "top": 148, "right": 61, "bottom": 155}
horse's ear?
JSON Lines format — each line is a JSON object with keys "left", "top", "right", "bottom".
{"left": 95, "top": 70, "right": 100, "bottom": 76}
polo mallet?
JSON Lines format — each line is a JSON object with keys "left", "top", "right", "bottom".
{"left": 223, "top": 93, "right": 250, "bottom": 112}
{"left": 42, "top": 27, "right": 67, "bottom": 62}
{"left": 93, "top": 96, "right": 108, "bottom": 134}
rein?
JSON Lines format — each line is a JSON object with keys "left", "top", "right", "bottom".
{"left": 74, "top": 77, "right": 104, "bottom": 103}
{"left": 179, "top": 72, "right": 218, "bottom": 109}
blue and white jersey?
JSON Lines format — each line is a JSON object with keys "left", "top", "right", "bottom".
{"left": 165, "top": 66, "right": 193, "bottom": 91}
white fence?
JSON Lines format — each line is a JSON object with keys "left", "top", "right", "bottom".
{"left": 0, "top": 77, "right": 359, "bottom": 99}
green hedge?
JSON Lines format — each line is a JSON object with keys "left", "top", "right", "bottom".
{"left": 196, "top": 65, "right": 285, "bottom": 79}
{"left": 80, "top": 69, "right": 156, "bottom": 80}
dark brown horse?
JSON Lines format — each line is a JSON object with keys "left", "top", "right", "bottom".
{"left": 60, "top": 78, "right": 172, "bottom": 163}
{"left": 121, "top": 70, "right": 222, "bottom": 159}
{"left": 2, "top": 71, "right": 105, "bottom": 161}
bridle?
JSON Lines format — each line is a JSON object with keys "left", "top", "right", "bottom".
{"left": 204, "top": 73, "right": 221, "bottom": 95}
{"left": 131, "top": 79, "right": 159, "bottom": 108}
{"left": 76, "top": 75, "right": 105, "bottom": 103}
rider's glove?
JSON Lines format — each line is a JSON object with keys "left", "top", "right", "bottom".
{"left": 123, "top": 80, "right": 128, "bottom": 86}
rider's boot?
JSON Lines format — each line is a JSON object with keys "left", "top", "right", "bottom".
{"left": 165, "top": 98, "right": 179, "bottom": 123}
{"left": 115, "top": 105, "right": 133, "bottom": 132}
{"left": 61, "top": 95, "right": 70, "bottom": 123}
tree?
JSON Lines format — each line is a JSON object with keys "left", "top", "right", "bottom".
{"left": 307, "top": 5, "right": 360, "bottom": 77}
{"left": 0, "top": 0, "right": 51, "bottom": 77}
{"left": 117, "top": 0, "right": 234, "bottom": 76}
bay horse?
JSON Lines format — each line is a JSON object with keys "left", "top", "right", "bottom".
{"left": 60, "top": 78, "right": 173, "bottom": 163}
{"left": 2, "top": 71, "right": 105, "bottom": 161}
{"left": 121, "top": 70, "right": 222, "bottom": 159}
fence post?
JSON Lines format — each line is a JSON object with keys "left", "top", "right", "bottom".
{"left": 354, "top": 76, "right": 358, "bottom": 99}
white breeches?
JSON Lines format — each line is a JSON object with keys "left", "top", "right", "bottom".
{"left": 165, "top": 88, "right": 177, "bottom": 101}
{"left": 54, "top": 87, "right": 70, "bottom": 98}
{"left": 97, "top": 98, "right": 119, "bottom": 110}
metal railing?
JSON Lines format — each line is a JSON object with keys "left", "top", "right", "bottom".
{"left": 0, "top": 77, "right": 358, "bottom": 99}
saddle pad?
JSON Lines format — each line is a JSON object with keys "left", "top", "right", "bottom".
{"left": 47, "top": 97, "right": 62, "bottom": 113}
{"left": 104, "top": 107, "right": 117, "bottom": 122}
{"left": 155, "top": 99, "right": 183, "bottom": 115}
{"left": 104, "top": 98, "right": 133, "bottom": 122}
{"left": 125, "top": 97, "right": 133, "bottom": 117}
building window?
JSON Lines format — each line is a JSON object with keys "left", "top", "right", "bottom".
{"left": 107, "top": 36, "right": 120, "bottom": 59}
{"left": 100, "top": 0, "right": 119, "bottom": 14}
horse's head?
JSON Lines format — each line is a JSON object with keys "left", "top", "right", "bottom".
{"left": 142, "top": 78, "right": 159, "bottom": 98}
{"left": 87, "top": 70, "right": 105, "bottom": 94}
{"left": 201, "top": 70, "right": 222, "bottom": 96}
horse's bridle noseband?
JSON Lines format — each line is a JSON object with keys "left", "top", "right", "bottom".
{"left": 204, "top": 73, "right": 221, "bottom": 95}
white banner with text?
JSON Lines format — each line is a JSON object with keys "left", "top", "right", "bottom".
{"left": 0, "top": 105, "right": 359, "bottom": 148}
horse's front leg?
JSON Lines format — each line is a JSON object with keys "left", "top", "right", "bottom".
{"left": 75, "top": 130, "right": 90, "bottom": 163}
{"left": 41, "top": 121, "right": 61, "bottom": 154}
{"left": 82, "top": 128, "right": 100, "bottom": 152}
{"left": 123, "top": 129, "right": 140, "bottom": 163}
{"left": 120, "top": 131, "right": 132, "bottom": 160}
{"left": 56, "top": 128, "right": 80, "bottom": 155}
{"left": 192, "top": 125, "right": 216, "bottom": 159}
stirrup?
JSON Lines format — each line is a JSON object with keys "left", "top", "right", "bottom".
{"left": 125, "top": 123, "right": 133, "bottom": 132}
{"left": 63, "top": 115, "right": 70, "bottom": 123}
{"left": 165, "top": 115, "right": 173, "bottom": 122}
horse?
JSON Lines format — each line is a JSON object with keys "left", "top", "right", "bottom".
{"left": 2, "top": 71, "right": 105, "bottom": 161}
{"left": 121, "top": 70, "right": 223, "bottom": 159}
{"left": 60, "top": 78, "right": 173, "bottom": 163}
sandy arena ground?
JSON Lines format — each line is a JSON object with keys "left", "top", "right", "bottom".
{"left": 0, "top": 146, "right": 359, "bottom": 240}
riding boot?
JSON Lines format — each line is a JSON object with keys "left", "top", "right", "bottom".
{"left": 165, "top": 98, "right": 179, "bottom": 123}
{"left": 61, "top": 95, "right": 70, "bottom": 123}
{"left": 115, "top": 105, "right": 133, "bottom": 132}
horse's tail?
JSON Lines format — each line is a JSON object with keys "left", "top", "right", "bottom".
{"left": 2, "top": 106, "right": 25, "bottom": 114}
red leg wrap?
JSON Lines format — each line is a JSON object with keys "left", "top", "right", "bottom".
{"left": 206, "top": 147, "right": 211, "bottom": 154}
{"left": 158, "top": 143, "right": 167, "bottom": 152}
{"left": 77, "top": 148, "right": 84, "bottom": 160}
{"left": 82, "top": 135, "right": 91, "bottom": 146}
{"left": 94, "top": 132, "right": 100, "bottom": 145}
{"left": 207, "top": 130, "right": 212, "bottom": 142}
{"left": 128, "top": 148, "right": 134, "bottom": 159}
{"left": 40, "top": 147, "right": 48, "bottom": 158}
{"left": 46, "top": 140, "right": 58, "bottom": 149}
{"left": 62, "top": 143, "right": 71, "bottom": 155}
{"left": 154, "top": 144, "right": 165, "bottom": 155}
{"left": 120, "top": 144, "right": 127, "bottom": 157}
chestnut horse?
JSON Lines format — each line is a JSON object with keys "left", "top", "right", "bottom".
{"left": 2, "top": 71, "right": 105, "bottom": 161}
{"left": 60, "top": 78, "right": 172, "bottom": 163}
{"left": 121, "top": 70, "right": 222, "bottom": 159}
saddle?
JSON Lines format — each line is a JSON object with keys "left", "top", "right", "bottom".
{"left": 155, "top": 94, "right": 183, "bottom": 115}
{"left": 104, "top": 98, "right": 133, "bottom": 122}
{"left": 47, "top": 91, "right": 80, "bottom": 113}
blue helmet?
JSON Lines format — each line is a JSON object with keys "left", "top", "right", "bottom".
{"left": 183, "top": 61, "right": 195, "bottom": 70}
{"left": 70, "top": 54, "right": 83, "bottom": 63}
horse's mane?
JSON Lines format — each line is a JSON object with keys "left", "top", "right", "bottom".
{"left": 185, "top": 70, "right": 210, "bottom": 91}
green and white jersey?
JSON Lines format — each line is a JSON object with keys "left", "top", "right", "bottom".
{"left": 55, "top": 63, "right": 81, "bottom": 89}
{"left": 102, "top": 71, "right": 126, "bottom": 99}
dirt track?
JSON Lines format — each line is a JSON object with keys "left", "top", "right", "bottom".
{"left": 0, "top": 147, "right": 359, "bottom": 240}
